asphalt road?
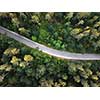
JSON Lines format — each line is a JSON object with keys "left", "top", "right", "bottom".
{"left": 0, "top": 26, "right": 100, "bottom": 60}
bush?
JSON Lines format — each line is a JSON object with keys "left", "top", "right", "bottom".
{"left": 0, "top": 12, "right": 100, "bottom": 87}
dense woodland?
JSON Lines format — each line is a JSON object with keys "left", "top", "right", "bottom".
{"left": 0, "top": 12, "right": 100, "bottom": 86}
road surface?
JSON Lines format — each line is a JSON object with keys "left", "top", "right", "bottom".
{"left": 0, "top": 26, "right": 100, "bottom": 60}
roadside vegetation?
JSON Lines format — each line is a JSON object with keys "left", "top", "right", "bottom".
{"left": 0, "top": 12, "right": 100, "bottom": 86}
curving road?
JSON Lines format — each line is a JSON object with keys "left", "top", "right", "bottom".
{"left": 0, "top": 26, "right": 100, "bottom": 60}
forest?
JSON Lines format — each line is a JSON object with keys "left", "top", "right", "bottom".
{"left": 0, "top": 12, "right": 100, "bottom": 86}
